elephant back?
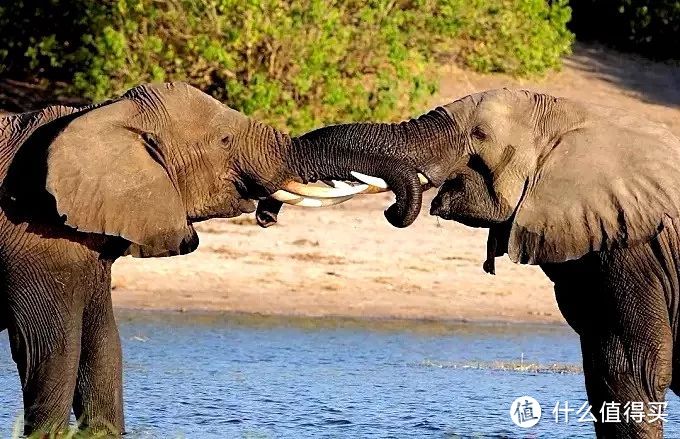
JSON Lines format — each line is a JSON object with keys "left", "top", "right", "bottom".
{"left": 0, "top": 105, "right": 81, "bottom": 183}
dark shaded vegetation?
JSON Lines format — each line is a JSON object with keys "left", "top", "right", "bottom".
{"left": 570, "top": 0, "right": 680, "bottom": 59}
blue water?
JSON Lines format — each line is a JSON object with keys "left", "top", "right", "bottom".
{"left": 0, "top": 312, "right": 678, "bottom": 438}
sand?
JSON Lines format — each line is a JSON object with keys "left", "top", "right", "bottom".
{"left": 106, "top": 44, "right": 680, "bottom": 323}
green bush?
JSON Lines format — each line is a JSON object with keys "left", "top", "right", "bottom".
{"left": 451, "top": 0, "right": 573, "bottom": 75}
{"left": 0, "top": 0, "right": 573, "bottom": 132}
{"left": 570, "top": 0, "right": 680, "bottom": 59}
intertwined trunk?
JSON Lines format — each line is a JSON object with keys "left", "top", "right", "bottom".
{"left": 283, "top": 108, "right": 457, "bottom": 226}
{"left": 255, "top": 108, "right": 456, "bottom": 228}
{"left": 285, "top": 134, "right": 423, "bottom": 227}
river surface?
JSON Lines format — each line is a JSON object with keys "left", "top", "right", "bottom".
{"left": 0, "top": 312, "right": 678, "bottom": 438}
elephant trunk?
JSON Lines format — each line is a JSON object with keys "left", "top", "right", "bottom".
{"left": 285, "top": 133, "right": 424, "bottom": 228}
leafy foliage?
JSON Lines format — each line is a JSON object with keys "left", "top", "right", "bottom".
{"left": 570, "top": 0, "right": 680, "bottom": 59}
{"left": 451, "top": 0, "right": 573, "bottom": 75}
{"left": 0, "top": 0, "right": 573, "bottom": 132}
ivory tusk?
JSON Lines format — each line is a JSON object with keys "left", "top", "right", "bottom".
{"left": 270, "top": 189, "right": 304, "bottom": 202}
{"left": 272, "top": 172, "right": 431, "bottom": 206}
{"left": 362, "top": 186, "right": 389, "bottom": 194}
{"left": 281, "top": 180, "right": 368, "bottom": 198}
{"left": 270, "top": 190, "right": 355, "bottom": 207}
{"left": 322, "top": 180, "right": 353, "bottom": 189}
{"left": 291, "top": 195, "right": 354, "bottom": 207}
{"left": 351, "top": 171, "right": 430, "bottom": 191}
{"left": 350, "top": 171, "right": 389, "bottom": 189}
{"left": 331, "top": 178, "right": 388, "bottom": 194}
{"left": 330, "top": 180, "right": 352, "bottom": 189}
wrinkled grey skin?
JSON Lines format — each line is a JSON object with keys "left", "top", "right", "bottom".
{"left": 0, "top": 82, "right": 422, "bottom": 436}
{"left": 276, "top": 89, "right": 680, "bottom": 438}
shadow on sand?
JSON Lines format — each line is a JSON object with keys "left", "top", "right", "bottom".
{"left": 566, "top": 44, "right": 680, "bottom": 109}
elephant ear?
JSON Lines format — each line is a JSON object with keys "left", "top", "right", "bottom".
{"left": 46, "top": 99, "right": 193, "bottom": 257}
{"left": 509, "top": 124, "right": 680, "bottom": 264}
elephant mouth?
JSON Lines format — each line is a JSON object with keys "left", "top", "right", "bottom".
{"left": 268, "top": 170, "right": 432, "bottom": 208}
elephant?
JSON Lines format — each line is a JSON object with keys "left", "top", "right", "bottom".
{"left": 260, "top": 88, "right": 680, "bottom": 438}
{"left": 0, "top": 81, "right": 424, "bottom": 436}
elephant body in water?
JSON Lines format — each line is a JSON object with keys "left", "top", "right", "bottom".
{"left": 272, "top": 89, "right": 680, "bottom": 438}
{"left": 0, "top": 82, "right": 421, "bottom": 435}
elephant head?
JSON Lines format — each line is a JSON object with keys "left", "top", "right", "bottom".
{"left": 276, "top": 88, "right": 680, "bottom": 269}
{"left": 1, "top": 82, "right": 424, "bottom": 257}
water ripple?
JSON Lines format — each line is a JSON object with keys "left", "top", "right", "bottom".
{"left": 323, "top": 418, "right": 352, "bottom": 425}
{"left": 0, "top": 313, "right": 661, "bottom": 439}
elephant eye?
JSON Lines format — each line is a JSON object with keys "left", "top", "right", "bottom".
{"left": 471, "top": 126, "right": 487, "bottom": 141}
{"left": 141, "top": 132, "right": 159, "bottom": 148}
{"left": 221, "top": 134, "right": 232, "bottom": 144}
{"left": 141, "top": 132, "right": 163, "bottom": 154}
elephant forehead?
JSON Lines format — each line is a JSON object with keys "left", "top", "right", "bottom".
{"left": 444, "top": 90, "right": 529, "bottom": 130}
{"left": 477, "top": 96, "right": 513, "bottom": 117}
